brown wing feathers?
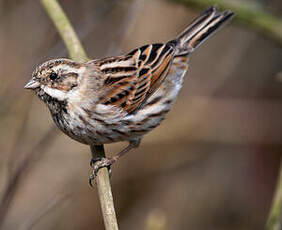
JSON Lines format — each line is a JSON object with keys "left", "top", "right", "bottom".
{"left": 97, "top": 43, "right": 175, "bottom": 113}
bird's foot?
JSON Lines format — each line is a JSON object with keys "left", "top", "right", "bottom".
{"left": 89, "top": 157, "right": 114, "bottom": 187}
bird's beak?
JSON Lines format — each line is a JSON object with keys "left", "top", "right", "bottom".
{"left": 24, "top": 78, "right": 40, "bottom": 89}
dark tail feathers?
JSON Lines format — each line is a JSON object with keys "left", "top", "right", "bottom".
{"left": 172, "top": 6, "right": 234, "bottom": 56}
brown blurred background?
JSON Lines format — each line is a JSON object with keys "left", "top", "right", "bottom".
{"left": 0, "top": 0, "right": 282, "bottom": 229}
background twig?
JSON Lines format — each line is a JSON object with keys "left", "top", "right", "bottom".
{"left": 171, "top": 0, "right": 282, "bottom": 46}
{"left": 267, "top": 161, "right": 282, "bottom": 230}
{"left": 0, "top": 127, "right": 58, "bottom": 228}
{"left": 20, "top": 192, "right": 69, "bottom": 230}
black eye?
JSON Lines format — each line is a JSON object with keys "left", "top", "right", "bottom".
{"left": 50, "top": 72, "right": 58, "bottom": 81}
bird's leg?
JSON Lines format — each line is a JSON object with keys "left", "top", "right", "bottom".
{"left": 89, "top": 139, "right": 140, "bottom": 186}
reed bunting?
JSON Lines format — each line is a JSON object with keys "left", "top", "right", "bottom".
{"left": 25, "top": 6, "right": 234, "bottom": 184}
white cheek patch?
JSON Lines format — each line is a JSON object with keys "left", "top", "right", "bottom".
{"left": 40, "top": 64, "right": 86, "bottom": 101}
{"left": 41, "top": 85, "right": 67, "bottom": 101}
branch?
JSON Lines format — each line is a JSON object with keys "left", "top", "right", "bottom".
{"left": 90, "top": 145, "right": 119, "bottom": 230}
{"left": 40, "top": 0, "right": 119, "bottom": 229}
{"left": 41, "top": 0, "right": 88, "bottom": 61}
{"left": 170, "top": 0, "right": 282, "bottom": 46}
{"left": 267, "top": 161, "right": 282, "bottom": 230}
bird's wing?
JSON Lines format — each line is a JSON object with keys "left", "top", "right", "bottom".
{"left": 93, "top": 43, "right": 175, "bottom": 113}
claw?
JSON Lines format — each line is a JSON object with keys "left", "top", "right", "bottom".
{"left": 90, "top": 157, "right": 103, "bottom": 167}
{"left": 88, "top": 157, "right": 115, "bottom": 187}
{"left": 89, "top": 173, "right": 95, "bottom": 187}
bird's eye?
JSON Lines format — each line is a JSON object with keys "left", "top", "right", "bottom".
{"left": 50, "top": 72, "right": 58, "bottom": 81}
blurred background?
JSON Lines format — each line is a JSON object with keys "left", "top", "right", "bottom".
{"left": 0, "top": 0, "right": 282, "bottom": 229}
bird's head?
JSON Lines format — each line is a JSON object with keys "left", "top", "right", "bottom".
{"left": 25, "top": 58, "right": 86, "bottom": 102}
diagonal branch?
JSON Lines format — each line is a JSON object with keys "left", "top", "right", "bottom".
{"left": 41, "top": 0, "right": 88, "bottom": 61}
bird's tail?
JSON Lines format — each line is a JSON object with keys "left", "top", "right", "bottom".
{"left": 172, "top": 6, "right": 234, "bottom": 56}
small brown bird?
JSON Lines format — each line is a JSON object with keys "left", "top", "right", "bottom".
{"left": 25, "top": 6, "right": 234, "bottom": 183}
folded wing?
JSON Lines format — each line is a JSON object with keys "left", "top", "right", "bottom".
{"left": 95, "top": 43, "right": 175, "bottom": 113}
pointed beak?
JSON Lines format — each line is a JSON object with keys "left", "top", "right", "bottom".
{"left": 24, "top": 78, "right": 40, "bottom": 89}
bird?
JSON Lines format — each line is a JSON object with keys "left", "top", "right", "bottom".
{"left": 24, "top": 6, "right": 234, "bottom": 184}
